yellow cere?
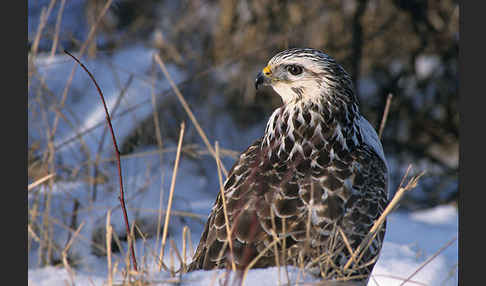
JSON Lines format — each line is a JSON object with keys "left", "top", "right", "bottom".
{"left": 263, "top": 65, "right": 272, "bottom": 76}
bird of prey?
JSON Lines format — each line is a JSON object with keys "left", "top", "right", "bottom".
{"left": 188, "top": 48, "right": 389, "bottom": 283}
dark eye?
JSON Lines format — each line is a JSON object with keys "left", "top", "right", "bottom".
{"left": 286, "top": 64, "right": 303, "bottom": 76}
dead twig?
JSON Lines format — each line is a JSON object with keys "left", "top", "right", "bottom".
{"left": 64, "top": 50, "right": 138, "bottom": 271}
{"left": 92, "top": 74, "right": 134, "bottom": 202}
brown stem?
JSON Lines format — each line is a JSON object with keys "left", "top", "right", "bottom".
{"left": 378, "top": 93, "right": 393, "bottom": 140}
{"left": 63, "top": 50, "right": 138, "bottom": 271}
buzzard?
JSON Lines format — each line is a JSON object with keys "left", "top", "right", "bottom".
{"left": 188, "top": 48, "right": 389, "bottom": 283}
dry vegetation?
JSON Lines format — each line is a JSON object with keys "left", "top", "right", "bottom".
{"left": 28, "top": 0, "right": 458, "bottom": 285}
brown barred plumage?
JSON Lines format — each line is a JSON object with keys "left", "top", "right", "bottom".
{"left": 188, "top": 48, "right": 389, "bottom": 283}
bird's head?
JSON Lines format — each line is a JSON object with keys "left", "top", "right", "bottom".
{"left": 255, "top": 48, "right": 357, "bottom": 106}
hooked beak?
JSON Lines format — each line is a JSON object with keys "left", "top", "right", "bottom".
{"left": 255, "top": 66, "right": 273, "bottom": 90}
{"left": 255, "top": 72, "right": 265, "bottom": 90}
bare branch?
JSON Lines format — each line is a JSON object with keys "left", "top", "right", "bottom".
{"left": 63, "top": 49, "right": 138, "bottom": 271}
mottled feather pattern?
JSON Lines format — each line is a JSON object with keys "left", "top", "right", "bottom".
{"left": 188, "top": 48, "right": 388, "bottom": 282}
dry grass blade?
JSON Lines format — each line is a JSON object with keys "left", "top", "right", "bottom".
{"left": 398, "top": 236, "right": 457, "bottom": 286}
{"left": 158, "top": 122, "right": 185, "bottom": 271}
{"left": 151, "top": 65, "right": 167, "bottom": 250}
{"left": 186, "top": 226, "right": 195, "bottom": 261}
{"left": 126, "top": 207, "right": 206, "bottom": 221}
{"left": 370, "top": 273, "right": 382, "bottom": 286}
{"left": 269, "top": 207, "right": 282, "bottom": 286}
{"left": 35, "top": 211, "right": 108, "bottom": 255}
{"left": 215, "top": 142, "right": 236, "bottom": 272}
{"left": 344, "top": 165, "right": 425, "bottom": 271}
{"left": 106, "top": 210, "right": 114, "bottom": 286}
{"left": 28, "top": 224, "right": 42, "bottom": 243}
{"left": 153, "top": 53, "right": 228, "bottom": 177}
{"left": 282, "top": 217, "right": 290, "bottom": 283}
{"left": 51, "top": 0, "right": 114, "bottom": 139}
{"left": 84, "top": 144, "right": 239, "bottom": 166}
{"left": 181, "top": 226, "right": 189, "bottom": 272}
{"left": 338, "top": 227, "right": 358, "bottom": 268}
{"left": 169, "top": 239, "right": 184, "bottom": 270}
{"left": 371, "top": 274, "right": 427, "bottom": 286}
{"left": 30, "top": 0, "right": 56, "bottom": 59}
{"left": 28, "top": 173, "right": 55, "bottom": 191}
{"left": 62, "top": 221, "right": 85, "bottom": 286}
{"left": 49, "top": 0, "right": 66, "bottom": 58}
{"left": 169, "top": 246, "right": 175, "bottom": 276}
{"left": 356, "top": 170, "right": 425, "bottom": 267}
{"left": 378, "top": 93, "right": 393, "bottom": 140}
{"left": 242, "top": 238, "right": 281, "bottom": 285}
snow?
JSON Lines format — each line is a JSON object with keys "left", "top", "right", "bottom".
{"left": 410, "top": 205, "right": 457, "bottom": 226}
{"left": 371, "top": 208, "right": 458, "bottom": 286}
{"left": 415, "top": 55, "right": 441, "bottom": 80}
{"left": 372, "top": 242, "right": 453, "bottom": 286}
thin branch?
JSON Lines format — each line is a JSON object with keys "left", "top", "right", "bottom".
{"left": 63, "top": 50, "right": 138, "bottom": 271}
{"left": 92, "top": 74, "right": 134, "bottom": 202}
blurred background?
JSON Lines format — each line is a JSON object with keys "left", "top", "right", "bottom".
{"left": 28, "top": 0, "right": 458, "bottom": 272}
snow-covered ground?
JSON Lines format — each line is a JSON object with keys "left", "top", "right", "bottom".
{"left": 28, "top": 196, "right": 458, "bottom": 286}
{"left": 29, "top": 41, "right": 457, "bottom": 286}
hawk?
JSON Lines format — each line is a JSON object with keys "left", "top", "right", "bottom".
{"left": 188, "top": 48, "right": 389, "bottom": 283}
